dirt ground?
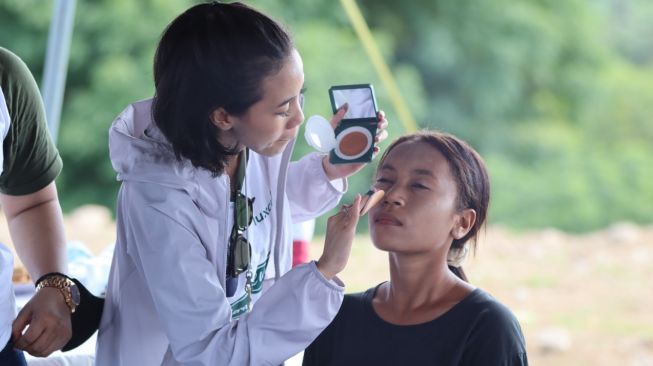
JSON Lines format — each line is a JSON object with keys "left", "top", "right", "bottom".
{"left": 4, "top": 205, "right": 652, "bottom": 365}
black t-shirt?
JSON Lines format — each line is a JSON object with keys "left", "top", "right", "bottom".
{"left": 304, "top": 286, "right": 528, "bottom": 366}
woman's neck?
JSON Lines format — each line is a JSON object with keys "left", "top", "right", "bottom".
{"left": 224, "top": 153, "right": 241, "bottom": 195}
{"left": 388, "top": 252, "right": 459, "bottom": 306}
{"left": 372, "top": 251, "right": 474, "bottom": 325}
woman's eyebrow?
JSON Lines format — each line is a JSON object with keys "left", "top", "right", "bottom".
{"left": 379, "top": 163, "right": 396, "bottom": 172}
{"left": 413, "top": 168, "right": 435, "bottom": 177}
{"left": 379, "top": 164, "right": 435, "bottom": 179}
{"left": 276, "top": 96, "right": 294, "bottom": 108}
{"left": 276, "top": 85, "right": 306, "bottom": 108}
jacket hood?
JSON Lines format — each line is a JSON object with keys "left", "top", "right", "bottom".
{"left": 109, "top": 98, "right": 207, "bottom": 195}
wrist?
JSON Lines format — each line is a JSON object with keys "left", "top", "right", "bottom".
{"left": 315, "top": 259, "right": 336, "bottom": 280}
{"left": 35, "top": 273, "right": 80, "bottom": 313}
{"left": 321, "top": 156, "right": 338, "bottom": 181}
{"left": 39, "top": 286, "right": 71, "bottom": 311}
{"left": 35, "top": 271, "right": 69, "bottom": 288}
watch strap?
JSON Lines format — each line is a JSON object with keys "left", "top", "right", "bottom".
{"left": 35, "top": 274, "right": 77, "bottom": 313}
{"left": 34, "top": 271, "right": 70, "bottom": 288}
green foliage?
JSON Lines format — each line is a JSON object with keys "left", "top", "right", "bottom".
{"left": 1, "top": 0, "right": 193, "bottom": 210}
{"left": 488, "top": 120, "right": 653, "bottom": 231}
{"left": 594, "top": 0, "right": 653, "bottom": 65}
{"left": 1, "top": 0, "right": 651, "bottom": 233}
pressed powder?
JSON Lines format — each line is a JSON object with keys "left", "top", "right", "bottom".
{"left": 339, "top": 131, "right": 369, "bottom": 157}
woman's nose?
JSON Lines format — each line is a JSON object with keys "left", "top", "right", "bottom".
{"left": 382, "top": 186, "right": 404, "bottom": 206}
{"left": 288, "top": 101, "right": 304, "bottom": 129}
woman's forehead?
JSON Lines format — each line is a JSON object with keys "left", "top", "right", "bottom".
{"left": 379, "top": 141, "right": 450, "bottom": 175}
{"left": 386, "top": 140, "right": 443, "bottom": 163}
{"left": 254, "top": 50, "right": 302, "bottom": 106}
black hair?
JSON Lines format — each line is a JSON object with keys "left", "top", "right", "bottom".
{"left": 152, "top": 2, "right": 293, "bottom": 175}
{"left": 378, "top": 131, "right": 491, "bottom": 282}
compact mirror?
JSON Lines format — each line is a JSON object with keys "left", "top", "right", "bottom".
{"left": 330, "top": 87, "right": 377, "bottom": 119}
{"left": 303, "top": 84, "right": 379, "bottom": 164}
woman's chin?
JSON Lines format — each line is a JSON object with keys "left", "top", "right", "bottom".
{"left": 371, "top": 237, "right": 399, "bottom": 252}
{"left": 252, "top": 140, "right": 290, "bottom": 156}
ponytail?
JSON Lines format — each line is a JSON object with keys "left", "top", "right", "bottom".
{"left": 448, "top": 265, "right": 468, "bottom": 282}
{"left": 447, "top": 243, "right": 470, "bottom": 282}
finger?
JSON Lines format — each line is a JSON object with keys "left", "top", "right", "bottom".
{"left": 358, "top": 192, "right": 372, "bottom": 214}
{"left": 329, "top": 103, "right": 349, "bottom": 129}
{"left": 374, "top": 129, "right": 389, "bottom": 143}
{"left": 24, "top": 328, "right": 55, "bottom": 357}
{"left": 377, "top": 119, "right": 388, "bottom": 131}
{"left": 337, "top": 203, "right": 352, "bottom": 218}
{"left": 11, "top": 307, "right": 32, "bottom": 344}
{"left": 14, "top": 320, "right": 45, "bottom": 351}
{"left": 376, "top": 110, "right": 385, "bottom": 122}
{"left": 36, "top": 325, "right": 67, "bottom": 357}
{"left": 349, "top": 194, "right": 362, "bottom": 222}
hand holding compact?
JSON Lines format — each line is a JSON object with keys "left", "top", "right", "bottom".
{"left": 320, "top": 109, "right": 388, "bottom": 180}
{"left": 305, "top": 84, "right": 389, "bottom": 181}
{"left": 306, "top": 110, "right": 389, "bottom": 180}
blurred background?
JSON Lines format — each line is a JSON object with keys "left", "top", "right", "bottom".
{"left": 1, "top": 0, "right": 652, "bottom": 365}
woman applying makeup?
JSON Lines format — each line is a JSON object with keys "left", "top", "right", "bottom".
{"left": 95, "top": 3, "right": 388, "bottom": 365}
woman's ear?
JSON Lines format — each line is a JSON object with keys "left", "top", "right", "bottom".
{"left": 452, "top": 209, "right": 477, "bottom": 240}
{"left": 210, "top": 108, "right": 233, "bottom": 131}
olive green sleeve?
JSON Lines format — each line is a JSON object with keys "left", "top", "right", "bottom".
{"left": 0, "top": 47, "right": 62, "bottom": 196}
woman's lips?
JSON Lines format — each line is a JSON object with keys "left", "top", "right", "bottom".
{"left": 374, "top": 212, "right": 402, "bottom": 226}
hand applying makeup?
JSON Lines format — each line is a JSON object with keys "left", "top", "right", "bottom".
{"left": 322, "top": 106, "right": 389, "bottom": 181}
{"left": 317, "top": 194, "right": 363, "bottom": 280}
{"left": 316, "top": 189, "right": 384, "bottom": 280}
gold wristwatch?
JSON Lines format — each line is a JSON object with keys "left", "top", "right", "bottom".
{"left": 36, "top": 275, "right": 81, "bottom": 313}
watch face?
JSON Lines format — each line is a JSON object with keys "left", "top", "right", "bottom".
{"left": 70, "top": 284, "right": 81, "bottom": 306}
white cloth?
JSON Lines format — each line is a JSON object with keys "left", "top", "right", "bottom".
{"left": 0, "top": 244, "right": 16, "bottom": 348}
{"left": 0, "top": 86, "right": 11, "bottom": 175}
{"left": 292, "top": 219, "right": 315, "bottom": 242}
{"left": 96, "top": 99, "right": 347, "bottom": 366}
{"left": 0, "top": 82, "right": 14, "bottom": 349}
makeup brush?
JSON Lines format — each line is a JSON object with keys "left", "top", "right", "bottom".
{"left": 359, "top": 189, "right": 385, "bottom": 216}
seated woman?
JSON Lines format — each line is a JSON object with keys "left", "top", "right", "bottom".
{"left": 303, "top": 131, "right": 528, "bottom": 365}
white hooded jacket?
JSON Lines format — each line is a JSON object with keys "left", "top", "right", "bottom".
{"left": 96, "top": 99, "right": 346, "bottom": 366}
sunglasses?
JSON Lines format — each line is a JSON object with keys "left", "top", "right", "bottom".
{"left": 227, "top": 191, "right": 255, "bottom": 278}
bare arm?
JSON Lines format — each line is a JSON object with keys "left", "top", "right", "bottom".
{"left": 1, "top": 181, "right": 72, "bottom": 357}
{"left": 0, "top": 181, "right": 67, "bottom": 278}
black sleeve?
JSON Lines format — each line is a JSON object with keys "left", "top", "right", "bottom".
{"left": 461, "top": 301, "right": 529, "bottom": 366}
{"left": 302, "top": 292, "right": 367, "bottom": 366}
{"left": 303, "top": 315, "right": 337, "bottom": 366}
